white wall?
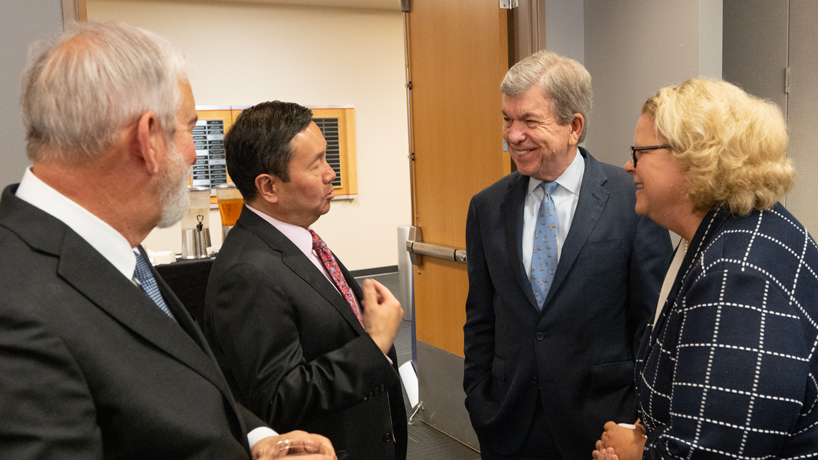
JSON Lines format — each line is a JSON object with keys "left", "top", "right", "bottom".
{"left": 583, "top": 0, "right": 722, "bottom": 168}
{"left": 87, "top": 0, "right": 411, "bottom": 270}
{"left": 1, "top": 1, "right": 64, "bottom": 189}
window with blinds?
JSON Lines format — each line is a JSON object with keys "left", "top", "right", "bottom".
{"left": 196, "top": 106, "right": 358, "bottom": 199}
{"left": 311, "top": 107, "right": 357, "bottom": 197}
{"left": 313, "top": 117, "right": 342, "bottom": 188}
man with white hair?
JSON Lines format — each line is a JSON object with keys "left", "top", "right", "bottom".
{"left": 463, "top": 50, "right": 672, "bottom": 459}
{"left": 0, "top": 21, "right": 333, "bottom": 460}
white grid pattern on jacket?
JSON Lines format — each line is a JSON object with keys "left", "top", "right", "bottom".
{"left": 637, "top": 205, "right": 818, "bottom": 459}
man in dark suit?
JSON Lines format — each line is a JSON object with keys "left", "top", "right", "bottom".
{"left": 0, "top": 22, "right": 333, "bottom": 460}
{"left": 463, "top": 50, "right": 672, "bottom": 459}
{"left": 205, "top": 101, "right": 408, "bottom": 460}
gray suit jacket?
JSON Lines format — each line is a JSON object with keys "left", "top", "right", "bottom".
{"left": 0, "top": 185, "right": 263, "bottom": 459}
{"left": 205, "top": 207, "right": 407, "bottom": 460}
{"left": 463, "top": 148, "right": 672, "bottom": 458}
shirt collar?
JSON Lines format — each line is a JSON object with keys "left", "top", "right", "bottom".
{"left": 245, "top": 204, "right": 315, "bottom": 257}
{"left": 15, "top": 167, "right": 137, "bottom": 279}
{"left": 526, "top": 147, "right": 584, "bottom": 197}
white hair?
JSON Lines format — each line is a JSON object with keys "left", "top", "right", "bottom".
{"left": 21, "top": 21, "right": 192, "bottom": 164}
{"left": 501, "top": 50, "right": 593, "bottom": 143}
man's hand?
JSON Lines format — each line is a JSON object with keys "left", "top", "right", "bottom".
{"left": 360, "top": 278, "right": 403, "bottom": 354}
{"left": 592, "top": 421, "right": 646, "bottom": 460}
{"left": 251, "top": 430, "right": 336, "bottom": 459}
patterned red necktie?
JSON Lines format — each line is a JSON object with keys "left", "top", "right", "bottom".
{"left": 310, "top": 230, "right": 364, "bottom": 326}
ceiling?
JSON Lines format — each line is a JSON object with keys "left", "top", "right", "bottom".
{"left": 94, "top": 0, "right": 403, "bottom": 11}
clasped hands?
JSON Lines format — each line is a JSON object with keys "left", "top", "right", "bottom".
{"left": 592, "top": 420, "right": 647, "bottom": 460}
{"left": 252, "top": 431, "right": 336, "bottom": 459}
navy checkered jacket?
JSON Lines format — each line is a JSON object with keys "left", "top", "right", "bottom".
{"left": 637, "top": 204, "right": 818, "bottom": 459}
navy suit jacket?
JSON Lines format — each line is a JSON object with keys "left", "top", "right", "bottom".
{"left": 205, "top": 207, "right": 407, "bottom": 460}
{"left": 0, "top": 185, "right": 262, "bottom": 459}
{"left": 463, "top": 148, "right": 672, "bottom": 458}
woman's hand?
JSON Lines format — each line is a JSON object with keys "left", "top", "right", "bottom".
{"left": 592, "top": 421, "right": 646, "bottom": 460}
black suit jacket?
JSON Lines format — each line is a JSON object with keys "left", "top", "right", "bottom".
{"left": 0, "top": 185, "right": 263, "bottom": 459}
{"left": 205, "top": 207, "right": 407, "bottom": 460}
{"left": 463, "top": 149, "right": 672, "bottom": 458}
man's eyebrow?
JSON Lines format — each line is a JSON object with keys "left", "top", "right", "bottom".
{"left": 502, "top": 110, "right": 540, "bottom": 119}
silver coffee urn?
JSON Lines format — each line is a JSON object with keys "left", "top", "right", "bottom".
{"left": 181, "top": 186, "right": 212, "bottom": 259}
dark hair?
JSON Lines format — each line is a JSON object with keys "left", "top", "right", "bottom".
{"left": 225, "top": 101, "right": 313, "bottom": 202}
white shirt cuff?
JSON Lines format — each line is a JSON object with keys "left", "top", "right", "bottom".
{"left": 247, "top": 426, "right": 279, "bottom": 450}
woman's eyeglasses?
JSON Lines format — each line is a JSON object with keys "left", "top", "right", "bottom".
{"left": 630, "top": 145, "right": 670, "bottom": 167}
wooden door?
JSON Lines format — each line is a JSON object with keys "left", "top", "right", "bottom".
{"left": 406, "top": 0, "right": 510, "bottom": 446}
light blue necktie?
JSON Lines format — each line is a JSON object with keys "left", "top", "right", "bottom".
{"left": 133, "top": 252, "right": 174, "bottom": 319}
{"left": 530, "top": 182, "right": 559, "bottom": 309}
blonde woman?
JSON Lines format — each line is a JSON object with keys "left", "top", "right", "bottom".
{"left": 594, "top": 79, "right": 818, "bottom": 459}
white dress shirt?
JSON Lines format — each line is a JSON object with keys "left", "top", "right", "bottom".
{"left": 15, "top": 167, "right": 277, "bottom": 445}
{"left": 654, "top": 239, "right": 688, "bottom": 326}
{"left": 16, "top": 167, "right": 137, "bottom": 279}
{"left": 522, "top": 148, "right": 585, "bottom": 273}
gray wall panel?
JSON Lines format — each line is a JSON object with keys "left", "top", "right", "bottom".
{"left": 584, "top": 0, "right": 720, "bottom": 168}
{"left": 0, "top": 1, "right": 64, "bottom": 188}
{"left": 785, "top": 0, "right": 818, "bottom": 233}
{"left": 545, "top": 0, "right": 585, "bottom": 65}
{"left": 722, "top": 0, "right": 788, "bottom": 114}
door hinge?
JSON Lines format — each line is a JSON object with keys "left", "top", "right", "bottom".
{"left": 785, "top": 67, "right": 790, "bottom": 94}
{"left": 407, "top": 81, "right": 413, "bottom": 90}
{"left": 401, "top": 0, "right": 409, "bottom": 13}
{"left": 500, "top": 0, "right": 519, "bottom": 9}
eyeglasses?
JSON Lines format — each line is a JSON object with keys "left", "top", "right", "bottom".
{"left": 630, "top": 145, "right": 670, "bottom": 167}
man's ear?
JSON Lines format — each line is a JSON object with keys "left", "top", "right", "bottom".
{"left": 254, "top": 174, "right": 279, "bottom": 204}
{"left": 135, "top": 110, "right": 164, "bottom": 175}
{"left": 569, "top": 113, "right": 585, "bottom": 145}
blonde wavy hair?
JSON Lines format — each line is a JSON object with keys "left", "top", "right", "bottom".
{"left": 643, "top": 78, "right": 794, "bottom": 215}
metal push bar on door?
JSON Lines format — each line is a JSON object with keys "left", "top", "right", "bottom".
{"left": 405, "top": 226, "right": 467, "bottom": 266}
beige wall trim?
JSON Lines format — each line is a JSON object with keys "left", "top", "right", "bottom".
{"left": 62, "top": 0, "right": 87, "bottom": 23}
{"left": 508, "top": 0, "right": 545, "bottom": 65}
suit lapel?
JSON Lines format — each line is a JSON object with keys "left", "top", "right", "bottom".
{"left": 239, "top": 209, "right": 367, "bottom": 336}
{"left": 500, "top": 173, "right": 540, "bottom": 310}
{"left": 2, "top": 186, "right": 245, "bottom": 442}
{"left": 544, "top": 149, "right": 610, "bottom": 307}
{"left": 645, "top": 210, "right": 724, "bottom": 349}
{"left": 56, "top": 231, "right": 233, "bottom": 397}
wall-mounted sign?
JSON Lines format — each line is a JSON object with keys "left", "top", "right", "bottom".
{"left": 192, "top": 118, "right": 228, "bottom": 192}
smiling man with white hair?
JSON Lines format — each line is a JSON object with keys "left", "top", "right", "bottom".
{"left": 462, "top": 50, "right": 672, "bottom": 460}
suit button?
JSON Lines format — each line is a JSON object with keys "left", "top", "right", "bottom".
{"left": 536, "top": 332, "right": 544, "bottom": 341}
{"left": 383, "top": 432, "right": 392, "bottom": 442}
{"left": 531, "top": 377, "right": 538, "bottom": 386}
